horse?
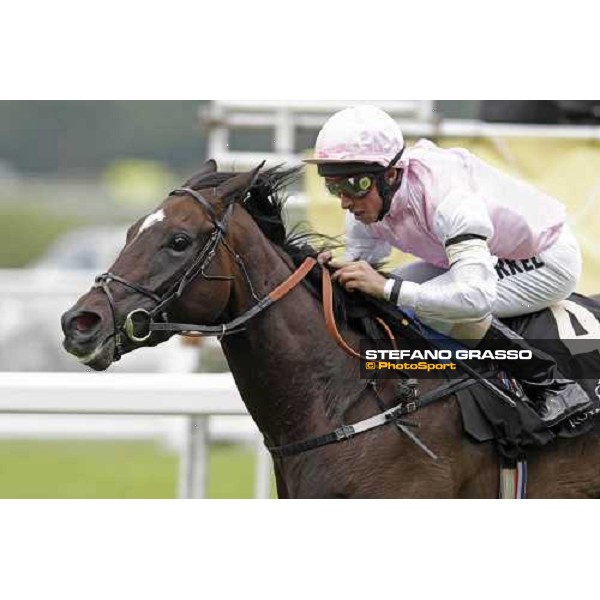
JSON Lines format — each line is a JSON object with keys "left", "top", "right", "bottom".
{"left": 61, "top": 160, "right": 600, "bottom": 498}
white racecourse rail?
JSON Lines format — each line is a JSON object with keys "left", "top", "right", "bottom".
{"left": 0, "top": 372, "right": 272, "bottom": 499}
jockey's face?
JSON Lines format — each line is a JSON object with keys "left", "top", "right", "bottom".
{"left": 340, "top": 186, "right": 383, "bottom": 224}
{"left": 324, "top": 175, "right": 383, "bottom": 224}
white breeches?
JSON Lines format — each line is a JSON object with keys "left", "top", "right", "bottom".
{"left": 393, "top": 224, "right": 582, "bottom": 338}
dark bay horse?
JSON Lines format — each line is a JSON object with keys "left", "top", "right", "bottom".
{"left": 61, "top": 160, "right": 600, "bottom": 498}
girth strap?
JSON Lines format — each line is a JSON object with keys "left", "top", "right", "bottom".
{"left": 499, "top": 459, "right": 528, "bottom": 499}
{"left": 267, "top": 375, "right": 480, "bottom": 458}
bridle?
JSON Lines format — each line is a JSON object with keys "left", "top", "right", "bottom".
{"left": 94, "top": 186, "right": 316, "bottom": 361}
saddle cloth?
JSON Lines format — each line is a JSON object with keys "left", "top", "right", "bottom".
{"left": 405, "top": 293, "right": 600, "bottom": 460}
{"left": 352, "top": 283, "right": 600, "bottom": 459}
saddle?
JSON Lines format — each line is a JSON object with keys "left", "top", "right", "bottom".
{"left": 422, "top": 293, "right": 600, "bottom": 460}
{"left": 358, "top": 292, "right": 600, "bottom": 461}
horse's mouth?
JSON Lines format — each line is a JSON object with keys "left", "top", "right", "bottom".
{"left": 63, "top": 336, "right": 114, "bottom": 371}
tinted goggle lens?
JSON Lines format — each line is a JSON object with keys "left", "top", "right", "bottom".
{"left": 325, "top": 175, "right": 375, "bottom": 198}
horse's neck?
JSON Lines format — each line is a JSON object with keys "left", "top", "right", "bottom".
{"left": 220, "top": 232, "right": 364, "bottom": 446}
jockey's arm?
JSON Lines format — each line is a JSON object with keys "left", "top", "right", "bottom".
{"left": 331, "top": 192, "right": 497, "bottom": 324}
{"left": 397, "top": 238, "right": 497, "bottom": 322}
{"left": 396, "top": 191, "right": 497, "bottom": 323}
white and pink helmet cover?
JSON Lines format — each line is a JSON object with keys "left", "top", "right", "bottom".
{"left": 304, "top": 105, "right": 405, "bottom": 167}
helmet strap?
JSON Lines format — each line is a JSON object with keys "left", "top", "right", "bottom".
{"left": 375, "top": 148, "right": 405, "bottom": 221}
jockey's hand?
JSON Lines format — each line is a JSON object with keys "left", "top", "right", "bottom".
{"left": 330, "top": 260, "right": 388, "bottom": 299}
{"left": 317, "top": 250, "right": 333, "bottom": 266}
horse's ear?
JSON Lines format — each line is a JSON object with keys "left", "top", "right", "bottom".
{"left": 201, "top": 158, "right": 218, "bottom": 173}
{"left": 215, "top": 162, "right": 265, "bottom": 201}
{"left": 183, "top": 159, "right": 218, "bottom": 188}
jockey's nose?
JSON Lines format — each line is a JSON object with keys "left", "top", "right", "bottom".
{"left": 61, "top": 308, "right": 103, "bottom": 341}
{"left": 340, "top": 194, "right": 354, "bottom": 210}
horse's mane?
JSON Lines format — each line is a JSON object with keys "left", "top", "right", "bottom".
{"left": 191, "top": 165, "right": 386, "bottom": 339}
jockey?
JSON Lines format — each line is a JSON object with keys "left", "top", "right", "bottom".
{"left": 305, "top": 104, "right": 591, "bottom": 427}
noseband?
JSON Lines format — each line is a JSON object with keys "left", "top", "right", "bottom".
{"left": 93, "top": 186, "right": 316, "bottom": 361}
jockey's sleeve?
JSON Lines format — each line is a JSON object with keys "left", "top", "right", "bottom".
{"left": 344, "top": 212, "right": 391, "bottom": 264}
{"left": 397, "top": 191, "right": 497, "bottom": 322}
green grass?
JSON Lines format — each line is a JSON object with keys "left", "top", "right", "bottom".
{"left": 0, "top": 440, "right": 272, "bottom": 499}
{"left": 0, "top": 204, "right": 84, "bottom": 267}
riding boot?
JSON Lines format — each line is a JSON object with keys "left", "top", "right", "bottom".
{"left": 477, "top": 318, "right": 591, "bottom": 426}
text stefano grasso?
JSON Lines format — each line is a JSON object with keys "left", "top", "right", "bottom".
{"left": 364, "top": 349, "right": 533, "bottom": 361}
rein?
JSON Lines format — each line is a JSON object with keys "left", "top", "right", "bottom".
{"left": 322, "top": 265, "right": 397, "bottom": 358}
{"left": 150, "top": 256, "right": 317, "bottom": 336}
{"left": 91, "top": 183, "right": 513, "bottom": 461}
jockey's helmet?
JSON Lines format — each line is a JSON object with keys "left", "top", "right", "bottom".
{"left": 304, "top": 105, "right": 404, "bottom": 171}
{"left": 304, "top": 105, "right": 405, "bottom": 220}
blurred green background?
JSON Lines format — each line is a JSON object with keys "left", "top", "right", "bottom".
{"left": 0, "top": 101, "right": 268, "bottom": 497}
{"left": 0, "top": 100, "right": 480, "bottom": 268}
{"left": 0, "top": 101, "right": 206, "bottom": 267}
{"left": 0, "top": 441, "right": 272, "bottom": 499}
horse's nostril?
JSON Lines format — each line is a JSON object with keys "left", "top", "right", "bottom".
{"left": 75, "top": 313, "right": 100, "bottom": 331}
{"left": 67, "top": 311, "right": 102, "bottom": 335}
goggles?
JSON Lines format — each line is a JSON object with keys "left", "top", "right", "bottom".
{"left": 325, "top": 174, "right": 376, "bottom": 199}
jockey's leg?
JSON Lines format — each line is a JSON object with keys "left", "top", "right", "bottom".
{"left": 391, "top": 261, "right": 491, "bottom": 339}
{"left": 476, "top": 318, "right": 591, "bottom": 425}
{"left": 391, "top": 226, "right": 590, "bottom": 425}
{"left": 491, "top": 224, "right": 581, "bottom": 318}
{"left": 481, "top": 224, "right": 590, "bottom": 424}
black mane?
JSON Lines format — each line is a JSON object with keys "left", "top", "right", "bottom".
{"left": 190, "top": 164, "right": 334, "bottom": 261}
{"left": 188, "top": 164, "right": 397, "bottom": 340}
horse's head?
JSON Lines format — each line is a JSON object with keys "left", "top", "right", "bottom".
{"left": 61, "top": 159, "right": 262, "bottom": 371}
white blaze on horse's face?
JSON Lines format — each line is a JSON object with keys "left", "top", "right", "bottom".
{"left": 135, "top": 209, "right": 165, "bottom": 239}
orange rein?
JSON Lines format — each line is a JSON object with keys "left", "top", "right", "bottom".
{"left": 321, "top": 266, "right": 397, "bottom": 360}
{"left": 263, "top": 256, "right": 398, "bottom": 360}
{"left": 178, "top": 254, "right": 397, "bottom": 358}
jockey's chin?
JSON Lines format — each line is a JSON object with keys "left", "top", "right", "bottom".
{"left": 351, "top": 209, "right": 377, "bottom": 224}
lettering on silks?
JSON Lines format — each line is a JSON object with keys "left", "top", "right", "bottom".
{"left": 495, "top": 256, "right": 545, "bottom": 280}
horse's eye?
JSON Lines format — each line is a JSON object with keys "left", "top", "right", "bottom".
{"left": 169, "top": 234, "right": 192, "bottom": 252}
